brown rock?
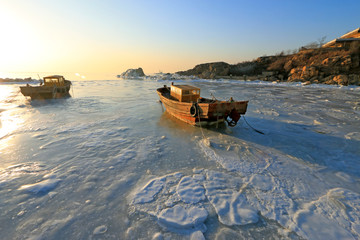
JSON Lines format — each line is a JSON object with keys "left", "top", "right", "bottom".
{"left": 300, "top": 66, "right": 318, "bottom": 79}
{"left": 349, "top": 74, "right": 360, "bottom": 85}
{"left": 288, "top": 67, "right": 303, "bottom": 81}
{"left": 283, "top": 60, "right": 294, "bottom": 72}
{"left": 332, "top": 75, "right": 349, "bottom": 86}
{"left": 323, "top": 75, "right": 335, "bottom": 84}
{"left": 268, "top": 76, "right": 278, "bottom": 82}
{"left": 340, "top": 56, "right": 351, "bottom": 66}
{"left": 351, "top": 55, "right": 359, "bottom": 68}
{"left": 322, "top": 58, "right": 330, "bottom": 65}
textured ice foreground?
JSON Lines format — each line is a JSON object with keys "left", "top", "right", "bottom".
{"left": 0, "top": 80, "right": 359, "bottom": 239}
{"left": 131, "top": 134, "right": 360, "bottom": 239}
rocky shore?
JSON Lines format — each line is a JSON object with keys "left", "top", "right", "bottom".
{"left": 176, "top": 42, "right": 360, "bottom": 86}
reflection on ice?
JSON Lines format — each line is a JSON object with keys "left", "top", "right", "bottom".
{"left": 0, "top": 86, "right": 24, "bottom": 147}
{"left": 0, "top": 162, "right": 45, "bottom": 186}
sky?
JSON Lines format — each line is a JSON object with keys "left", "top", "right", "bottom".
{"left": 0, "top": 0, "right": 359, "bottom": 80}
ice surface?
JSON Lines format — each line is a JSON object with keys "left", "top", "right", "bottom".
{"left": 1, "top": 80, "right": 359, "bottom": 239}
{"left": 197, "top": 132, "right": 360, "bottom": 239}
{"left": 199, "top": 137, "right": 271, "bottom": 173}
{"left": 176, "top": 176, "right": 205, "bottom": 204}
{"left": 18, "top": 178, "right": 61, "bottom": 194}
{"left": 0, "top": 162, "right": 45, "bottom": 186}
{"left": 93, "top": 225, "right": 107, "bottom": 235}
{"left": 290, "top": 188, "right": 360, "bottom": 239}
{"left": 158, "top": 205, "right": 208, "bottom": 229}
{"left": 152, "top": 232, "right": 163, "bottom": 240}
{"left": 132, "top": 176, "right": 167, "bottom": 204}
{"left": 190, "top": 230, "right": 205, "bottom": 240}
{"left": 207, "top": 191, "right": 259, "bottom": 226}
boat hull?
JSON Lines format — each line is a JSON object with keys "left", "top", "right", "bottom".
{"left": 20, "top": 81, "right": 71, "bottom": 100}
{"left": 157, "top": 87, "right": 248, "bottom": 126}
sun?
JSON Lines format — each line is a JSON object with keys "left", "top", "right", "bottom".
{"left": 0, "top": 6, "right": 44, "bottom": 73}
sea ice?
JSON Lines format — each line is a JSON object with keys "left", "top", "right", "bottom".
{"left": 176, "top": 176, "right": 205, "bottom": 204}
{"left": 152, "top": 232, "right": 163, "bottom": 240}
{"left": 2, "top": 80, "right": 360, "bottom": 239}
{"left": 132, "top": 176, "right": 166, "bottom": 204}
{"left": 197, "top": 132, "right": 360, "bottom": 237}
{"left": 157, "top": 205, "right": 208, "bottom": 230}
{"left": 93, "top": 225, "right": 107, "bottom": 235}
{"left": 214, "top": 228, "right": 243, "bottom": 239}
{"left": 18, "top": 178, "right": 61, "bottom": 194}
{"left": 190, "top": 230, "right": 205, "bottom": 240}
{"left": 0, "top": 162, "right": 45, "bottom": 186}
{"left": 249, "top": 174, "right": 273, "bottom": 191}
{"left": 206, "top": 191, "right": 259, "bottom": 226}
{"left": 199, "top": 137, "right": 271, "bottom": 173}
{"left": 289, "top": 188, "right": 360, "bottom": 239}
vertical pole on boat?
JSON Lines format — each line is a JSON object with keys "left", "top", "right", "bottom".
{"left": 37, "top": 74, "right": 42, "bottom": 83}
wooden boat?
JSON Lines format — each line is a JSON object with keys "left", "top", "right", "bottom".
{"left": 20, "top": 75, "right": 71, "bottom": 100}
{"left": 157, "top": 83, "right": 248, "bottom": 127}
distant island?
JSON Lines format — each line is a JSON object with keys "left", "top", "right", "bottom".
{"left": 175, "top": 28, "right": 360, "bottom": 86}
{"left": 117, "top": 68, "right": 145, "bottom": 79}
{"left": 0, "top": 77, "right": 37, "bottom": 83}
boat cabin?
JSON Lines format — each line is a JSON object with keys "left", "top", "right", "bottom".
{"left": 170, "top": 84, "right": 200, "bottom": 102}
{"left": 43, "top": 75, "right": 66, "bottom": 87}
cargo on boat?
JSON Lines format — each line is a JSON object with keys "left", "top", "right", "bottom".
{"left": 157, "top": 83, "right": 248, "bottom": 127}
{"left": 20, "top": 75, "right": 71, "bottom": 100}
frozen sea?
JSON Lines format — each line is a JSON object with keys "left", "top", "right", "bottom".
{"left": 0, "top": 79, "right": 359, "bottom": 240}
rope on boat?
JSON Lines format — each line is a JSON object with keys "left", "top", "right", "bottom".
{"left": 53, "top": 86, "right": 57, "bottom": 98}
{"left": 196, "top": 103, "right": 206, "bottom": 139}
{"left": 6, "top": 90, "right": 21, "bottom": 102}
{"left": 158, "top": 100, "right": 164, "bottom": 112}
{"left": 243, "top": 116, "right": 265, "bottom": 135}
{"left": 210, "top": 92, "right": 218, "bottom": 100}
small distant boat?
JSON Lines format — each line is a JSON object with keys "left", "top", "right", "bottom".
{"left": 20, "top": 75, "right": 72, "bottom": 100}
{"left": 157, "top": 83, "right": 248, "bottom": 127}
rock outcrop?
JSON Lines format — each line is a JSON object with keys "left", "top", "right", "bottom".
{"left": 177, "top": 42, "right": 360, "bottom": 86}
{"left": 118, "top": 68, "right": 145, "bottom": 79}
{"left": 271, "top": 46, "right": 360, "bottom": 85}
{"left": 177, "top": 62, "right": 231, "bottom": 79}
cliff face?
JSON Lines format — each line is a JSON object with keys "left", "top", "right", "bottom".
{"left": 177, "top": 42, "right": 360, "bottom": 85}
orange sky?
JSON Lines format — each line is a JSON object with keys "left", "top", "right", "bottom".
{"left": 1, "top": 0, "right": 359, "bottom": 80}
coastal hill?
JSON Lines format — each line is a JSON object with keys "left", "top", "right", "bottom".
{"left": 177, "top": 28, "right": 360, "bottom": 86}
